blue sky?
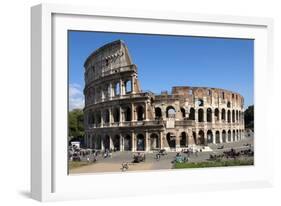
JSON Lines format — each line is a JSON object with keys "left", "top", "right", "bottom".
{"left": 68, "top": 31, "right": 254, "bottom": 110}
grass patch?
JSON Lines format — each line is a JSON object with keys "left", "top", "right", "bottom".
{"left": 68, "top": 161, "right": 91, "bottom": 170}
{"left": 174, "top": 159, "right": 254, "bottom": 169}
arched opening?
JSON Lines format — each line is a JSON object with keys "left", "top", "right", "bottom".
{"left": 113, "top": 135, "right": 120, "bottom": 151}
{"left": 124, "top": 135, "right": 132, "bottom": 151}
{"left": 227, "top": 101, "right": 231, "bottom": 108}
{"left": 124, "top": 106, "right": 131, "bottom": 121}
{"left": 125, "top": 80, "right": 132, "bottom": 94}
{"left": 136, "top": 105, "right": 144, "bottom": 121}
{"left": 181, "top": 108, "right": 186, "bottom": 118}
{"left": 232, "top": 110, "right": 235, "bottom": 123}
{"left": 215, "top": 108, "right": 219, "bottom": 121}
{"left": 96, "top": 111, "right": 101, "bottom": 124}
{"left": 207, "top": 108, "right": 212, "bottom": 122}
{"left": 233, "top": 130, "right": 236, "bottom": 141}
{"left": 91, "top": 135, "right": 95, "bottom": 149}
{"left": 227, "top": 110, "right": 231, "bottom": 123}
{"left": 221, "top": 109, "right": 226, "bottom": 121}
{"left": 215, "top": 131, "right": 220, "bottom": 144}
{"left": 166, "top": 106, "right": 176, "bottom": 118}
{"left": 228, "top": 130, "right": 231, "bottom": 142}
{"left": 207, "top": 130, "right": 213, "bottom": 144}
{"left": 236, "top": 110, "right": 239, "bottom": 122}
{"left": 104, "top": 109, "right": 110, "bottom": 123}
{"left": 103, "top": 135, "right": 110, "bottom": 150}
{"left": 189, "top": 108, "right": 195, "bottom": 120}
{"left": 155, "top": 107, "right": 162, "bottom": 119}
{"left": 180, "top": 132, "right": 187, "bottom": 147}
{"left": 222, "top": 130, "right": 226, "bottom": 143}
{"left": 114, "top": 82, "right": 120, "bottom": 96}
{"left": 88, "top": 111, "right": 95, "bottom": 125}
{"left": 150, "top": 133, "right": 159, "bottom": 150}
{"left": 198, "top": 130, "right": 205, "bottom": 145}
{"left": 95, "top": 136, "right": 102, "bottom": 150}
{"left": 196, "top": 99, "right": 204, "bottom": 106}
{"left": 236, "top": 129, "right": 239, "bottom": 140}
{"left": 113, "top": 108, "right": 120, "bottom": 122}
{"left": 136, "top": 134, "right": 145, "bottom": 151}
{"left": 198, "top": 108, "right": 204, "bottom": 122}
{"left": 166, "top": 133, "right": 176, "bottom": 148}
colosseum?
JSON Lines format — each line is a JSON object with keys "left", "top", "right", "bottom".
{"left": 83, "top": 40, "right": 245, "bottom": 152}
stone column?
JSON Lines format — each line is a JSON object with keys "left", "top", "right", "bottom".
{"left": 119, "top": 79, "right": 123, "bottom": 96}
{"left": 109, "top": 107, "right": 112, "bottom": 124}
{"left": 109, "top": 82, "right": 113, "bottom": 99}
{"left": 109, "top": 135, "right": 114, "bottom": 150}
{"left": 160, "top": 131, "right": 163, "bottom": 149}
{"left": 131, "top": 103, "right": 135, "bottom": 121}
{"left": 132, "top": 132, "right": 136, "bottom": 152}
{"left": 188, "top": 130, "right": 194, "bottom": 145}
{"left": 145, "top": 102, "right": 148, "bottom": 121}
{"left": 94, "top": 88, "right": 97, "bottom": 103}
{"left": 101, "top": 137, "right": 104, "bottom": 151}
{"left": 131, "top": 75, "right": 135, "bottom": 94}
{"left": 100, "top": 111, "right": 104, "bottom": 127}
{"left": 175, "top": 131, "right": 180, "bottom": 150}
{"left": 101, "top": 87, "right": 104, "bottom": 101}
{"left": 145, "top": 131, "right": 149, "bottom": 152}
{"left": 119, "top": 107, "right": 123, "bottom": 125}
{"left": 212, "top": 131, "right": 216, "bottom": 144}
{"left": 204, "top": 130, "right": 208, "bottom": 145}
{"left": 120, "top": 134, "right": 124, "bottom": 151}
{"left": 218, "top": 109, "right": 221, "bottom": 123}
{"left": 212, "top": 110, "right": 215, "bottom": 123}
{"left": 219, "top": 130, "right": 223, "bottom": 143}
{"left": 195, "top": 109, "right": 198, "bottom": 123}
{"left": 162, "top": 108, "right": 166, "bottom": 120}
{"left": 203, "top": 108, "right": 207, "bottom": 122}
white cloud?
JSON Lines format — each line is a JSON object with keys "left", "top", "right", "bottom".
{"left": 69, "top": 83, "right": 84, "bottom": 111}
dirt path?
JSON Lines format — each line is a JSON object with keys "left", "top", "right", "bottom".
{"left": 69, "top": 162, "right": 154, "bottom": 174}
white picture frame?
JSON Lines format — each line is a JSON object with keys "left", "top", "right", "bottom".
{"left": 31, "top": 3, "right": 274, "bottom": 202}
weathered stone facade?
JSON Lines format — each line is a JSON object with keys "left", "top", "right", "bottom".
{"left": 83, "top": 40, "right": 245, "bottom": 152}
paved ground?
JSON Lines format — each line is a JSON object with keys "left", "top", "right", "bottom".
{"left": 69, "top": 137, "right": 254, "bottom": 174}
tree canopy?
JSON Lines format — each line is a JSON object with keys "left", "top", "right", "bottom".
{"left": 68, "top": 109, "right": 84, "bottom": 142}
{"left": 244, "top": 105, "right": 254, "bottom": 130}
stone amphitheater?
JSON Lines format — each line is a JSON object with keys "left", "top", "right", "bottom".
{"left": 83, "top": 40, "right": 245, "bottom": 152}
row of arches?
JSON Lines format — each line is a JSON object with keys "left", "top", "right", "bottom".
{"left": 90, "top": 133, "right": 161, "bottom": 151}
{"left": 87, "top": 105, "right": 145, "bottom": 125}
{"left": 85, "top": 78, "right": 134, "bottom": 105}
{"left": 155, "top": 106, "right": 243, "bottom": 123}
{"left": 86, "top": 129, "right": 244, "bottom": 151}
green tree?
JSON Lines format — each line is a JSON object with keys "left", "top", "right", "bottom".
{"left": 68, "top": 109, "right": 84, "bottom": 141}
{"left": 244, "top": 105, "right": 254, "bottom": 130}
